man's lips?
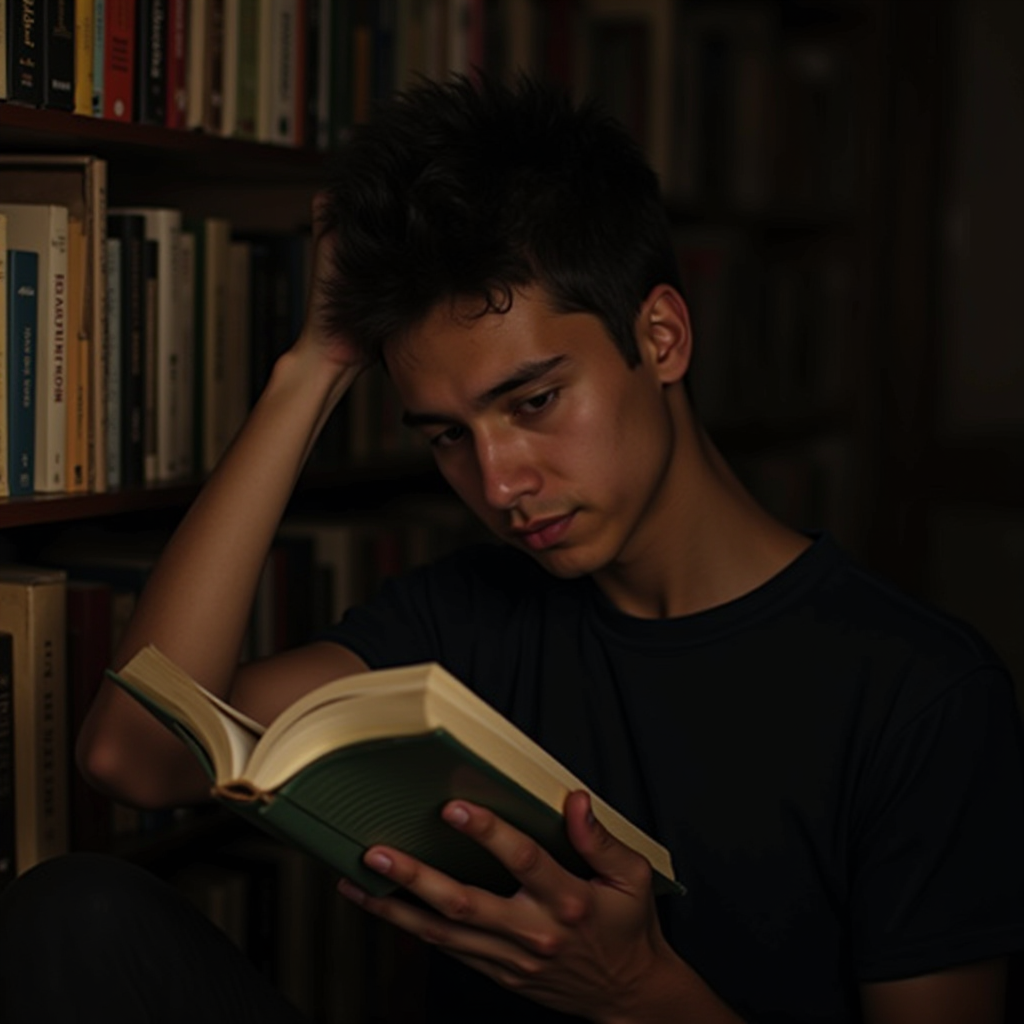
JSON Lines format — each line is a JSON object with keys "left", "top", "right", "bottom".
{"left": 512, "top": 513, "right": 576, "bottom": 551}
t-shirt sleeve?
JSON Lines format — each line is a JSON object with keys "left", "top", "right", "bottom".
{"left": 850, "top": 666, "right": 1024, "bottom": 980}
{"left": 315, "top": 544, "right": 515, "bottom": 681}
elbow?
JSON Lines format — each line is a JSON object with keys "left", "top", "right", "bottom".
{"left": 75, "top": 719, "right": 198, "bottom": 811}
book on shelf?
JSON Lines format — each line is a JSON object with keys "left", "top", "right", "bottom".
{"left": 43, "top": 0, "right": 76, "bottom": 111}
{"left": 74, "top": 0, "right": 96, "bottom": 115}
{"left": 135, "top": 0, "right": 169, "bottom": 125}
{"left": 186, "top": 0, "right": 209, "bottom": 129}
{"left": 0, "top": 566, "right": 68, "bottom": 876}
{"left": 142, "top": 237, "right": 159, "bottom": 482}
{"left": 104, "top": 234, "right": 122, "bottom": 489}
{"left": 233, "top": 0, "right": 261, "bottom": 139}
{"left": 91, "top": 0, "right": 106, "bottom": 115}
{"left": 0, "top": 154, "right": 110, "bottom": 494}
{"left": 106, "top": 212, "right": 148, "bottom": 488}
{"left": 6, "top": 0, "right": 45, "bottom": 106}
{"left": 164, "top": 0, "right": 188, "bottom": 129}
{"left": 63, "top": 216, "right": 90, "bottom": 492}
{"left": 0, "top": 0, "right": 8, "bottom": 103}
{"left": 103, "top": 0, "right": 137, "bottom": 121}
{"left": 176, "top": 228, "right": 197, "bottom": 478}
{"left": 5, "top": 249, "right": 38, "bottom": 498}
{"left": 0, "top": 215, "right": 7, "bottom": 498}
{"left": 220, "top": 0, "right": 241, "bottom": 136}
{"left": 110, "top": 645, "right": 685, "bottom": 899}
{"left": 0, "top": 631, "right": 14, "bottom": 891}
{"left": 0, "top": 202, "right": 69, "bottom": 494}
{"left": 258, "top": 0, "right": 303, "bottom": 145}
{"left": 202, "top": 0, "right": 227, "bottom": 134}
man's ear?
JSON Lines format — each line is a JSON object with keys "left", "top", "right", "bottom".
{"left": 637, "top": 285, "right": 693, "bottom": 384}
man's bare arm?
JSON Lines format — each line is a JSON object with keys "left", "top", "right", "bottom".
{"left": 77, "top": 208, "right": 369, "bottom": 809}
{"left": 861, "top": 959, "right": 1007, "bottom": 1024}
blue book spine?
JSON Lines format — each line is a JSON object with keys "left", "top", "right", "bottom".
{"left": 6, "top": 250, "right": 39, "bottom": 497}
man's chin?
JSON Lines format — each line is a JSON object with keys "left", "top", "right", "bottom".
{"left": 520, "top": 544, "right": 597, "bottom": 580}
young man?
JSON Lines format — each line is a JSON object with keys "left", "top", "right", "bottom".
{"left": 5, "top": 76, "right": 1022, "bottom": 1023}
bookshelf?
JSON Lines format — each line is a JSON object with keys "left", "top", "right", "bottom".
{"left": 9, "top": 0, "right": 1019, "bottom": 1019}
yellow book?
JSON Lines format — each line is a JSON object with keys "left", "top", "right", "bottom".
{"left": 75, "top": 0, "right": 96, "bottom": 115}
{"left": 111, "top": 645, "right": 685, "bottom": 899}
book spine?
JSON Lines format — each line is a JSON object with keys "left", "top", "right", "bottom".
{"left": 142, "top": 237, "right": 159, "bottom": 482}
{"left": 104, "top": 234, "right": 121, "bottom": 489}
{"left": 0, "top": 217, "right": 8, "bottom": 499}
{"left": 0, "top": 570, "right": 69, "bottom": 875}
{"left": 110, "top": 215, "right": 146, "bottom": 488}
{"left": 185, "top": 0, "right": 206, "bottom": 128}
{"left": 64, "top": 223, "right": 89, "bottom": 493}
{"left": 91, "top": 0, "right": 104, "bottom": 114}
{"left": 233, "top": 0, "right": 258, "bottom": 139}
{"left": 73, "top": 0, "right": 94, "bottom": 114}
{"left": 6, "top": 250, "right": 37, "bottom": 497}
{"left": 203, "top": 0, "right": 225, "bottom": 133}
{"left": 135, "top": 0, "right": 168, "bottom": 125}
{"left": 88, "top": 157, "right": 110, "bottom": 495}
{"left": 36, "top": 205, "right": 69, "bottom": 494}
{"left": 0, "top": 632, "right": 14, "bottom": 891}
{"left": 43, "top": 0, "right": 75, "bottom": 109}
{"left": 176, "top": 228, "right": 196, "bottom": 478}
{"left": 102, "top": 0, "right": 135, "bottom": 121}
{"left": 313, "top": 0, "right": 330, "bottom": 149}
{"left": 260, "top": 0, "right": 298, "bottom": 144}
{"left": 0, "top": 0, "right": 8, "bottom": 102}
{"left": 164, "top": 0, "right": 188, "bottom": 128}
{"left": 327, "top": 0, "right": 352, "bottom": 147}
{"left": 220, "top": 0, "right": 239, "bottom": 136}
{"left": 7, "top": 0, "right": 45, "bottom": 106}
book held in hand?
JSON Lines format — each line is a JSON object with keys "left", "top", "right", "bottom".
{"left": 109, "top": 646, "right": 684, "bottom": 899}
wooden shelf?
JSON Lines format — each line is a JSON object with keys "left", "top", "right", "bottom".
{"left": 0, "top": 102, "right": 326, "bottom": 185}
{"left": 0, "top": 482, "right": 203, "bottom": 529}
{"left": 0, "top": 459, "right": 444, "bottom": 530}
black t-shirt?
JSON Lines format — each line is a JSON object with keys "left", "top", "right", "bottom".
{"left": 322, "top": 534, "right": 1024, "bottom": 1023}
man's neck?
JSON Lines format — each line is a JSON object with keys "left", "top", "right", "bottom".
{"left": 592, "top": 428, "right": 812, "bottom": 620}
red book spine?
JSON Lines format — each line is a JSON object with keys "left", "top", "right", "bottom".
{"left": 103, "top": 0, "right": 138, "bottom": 121}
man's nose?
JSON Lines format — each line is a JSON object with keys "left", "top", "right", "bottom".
{"left": 476, "top": 434, "right": 542, "bottom": 510}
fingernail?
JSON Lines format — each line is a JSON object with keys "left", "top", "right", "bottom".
{"left": 444, "top": 803, "right": 470, "bottom": 826}
{"left": 366, "top": 851, "right": 393, "bottom": 873}
{"left": 337, "top": 878, "right": 367, "bottom": 904}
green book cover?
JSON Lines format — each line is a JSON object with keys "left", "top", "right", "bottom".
{"left": 107, "top": 648, "right": 685, "bottom": 900}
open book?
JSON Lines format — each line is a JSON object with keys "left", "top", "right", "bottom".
{"left": 109, "top": 645, "right": 684, "bottom": 898}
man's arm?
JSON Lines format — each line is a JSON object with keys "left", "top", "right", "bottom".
{"left": 861, "top": 960, "right": 1008, "bottom": 1024}
{"left": 77, "top": 205, "right": 369, "bottom": 809}
{"left": 338, "top": 792, "right": 1012, "bottom": 1024}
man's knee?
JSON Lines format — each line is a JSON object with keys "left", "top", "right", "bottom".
{"left": 0, "top": 852, "right": 169, "bottom": 953}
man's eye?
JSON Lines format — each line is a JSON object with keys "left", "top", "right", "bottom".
{"left": 518, "top": 390, "right": 558, "bottom": 416}
{"left": 430, "top": 425, "right": 466, "bottom": 449}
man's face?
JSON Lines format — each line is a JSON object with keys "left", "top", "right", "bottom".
{"left": 385, "top": 286, "right": 686, "bottom": 581}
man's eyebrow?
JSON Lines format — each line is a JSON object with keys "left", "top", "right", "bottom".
{"left": 401, "top": 356, "right": 567, "bottom": 428}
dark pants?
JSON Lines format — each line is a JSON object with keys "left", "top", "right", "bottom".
{"left": 0, "top": 853, "right": 309, "bottom": 1024}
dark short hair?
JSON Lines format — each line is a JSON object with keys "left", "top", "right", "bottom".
{"left": 321, "top": 74, "right": 682, "bottom": 365}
